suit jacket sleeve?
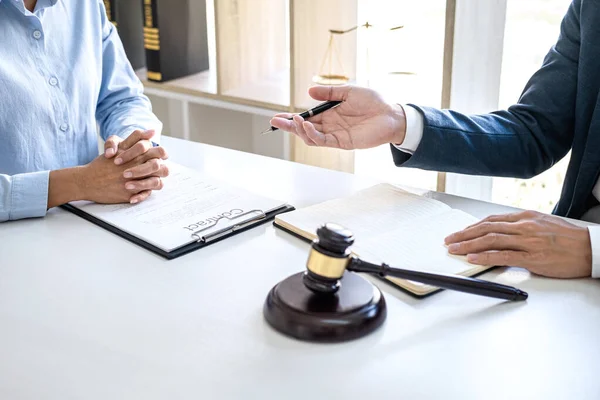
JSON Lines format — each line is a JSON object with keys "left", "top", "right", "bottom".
{"left": 391, "top": 0, "right": 581, "bottom": 179}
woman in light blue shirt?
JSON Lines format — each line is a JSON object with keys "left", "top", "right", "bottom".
{"left": 0, "top": 0, "right": 169, "bottom": 222}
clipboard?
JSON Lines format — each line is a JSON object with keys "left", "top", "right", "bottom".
{"left": 62, "top": 203, "right": 295, "bottom": 260}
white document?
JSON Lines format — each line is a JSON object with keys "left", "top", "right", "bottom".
{"left": 357, "top": 208, "right": 480, "bottom": 274}
{"left": 276, "top": 184, "right": 453, "bottom": 242}
{"left": 69, "top": 162, "right": 287, "bottom": 252}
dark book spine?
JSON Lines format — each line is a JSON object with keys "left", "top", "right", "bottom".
{"left": 104, "top": 0, "right": 117, "bottom": 25}
{"left": 114, "top": 0, "right": 145, "bottom": 70}
{"left": 142, "top": 0, "right": 162, "bottom": 82}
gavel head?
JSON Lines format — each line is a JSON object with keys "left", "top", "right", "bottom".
{"left": 303, "top": 223, "right": 355, "bottom": 294}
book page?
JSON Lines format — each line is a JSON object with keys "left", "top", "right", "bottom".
{"left": 276, "top": 183, "right": 451, "bottom": 241}
{"left": 356, "top": 209, "right": 480, "bottom": 275}
{"left": 69, "top": 163, "right": 287, "bottom": 252}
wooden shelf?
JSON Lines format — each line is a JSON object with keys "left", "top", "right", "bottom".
{"left": 215, "top": 0, "right": 290, "bottom": 108}
{"left": 221, "top": 69, "right": 290, "bottom": 108}
{"left": 136, "top": 68, "right": 288, "bottom": 113}
{"left": 138, "top": 68, "right": 217, "bottom": 95}
{"left": 132, "top": 0, "right": 451, "bottom": 187}
{"left": 135, "top": 0, "right": 360, "bottom": 173}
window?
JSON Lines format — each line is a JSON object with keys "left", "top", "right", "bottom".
{"left": 491, "top": 0, "right": 573, "bottom": 212}
{"left": 352, "top": 0, "right": 447, "bottom": 190}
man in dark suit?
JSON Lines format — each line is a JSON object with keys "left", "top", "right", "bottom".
{"left": 270, "top": 0, "right": 599, "bottom": 279}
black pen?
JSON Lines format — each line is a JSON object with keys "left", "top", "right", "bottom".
{"left": 261, "top": 100, "right": 342, "bottom": 134}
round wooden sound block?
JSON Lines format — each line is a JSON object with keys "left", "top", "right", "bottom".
{"left": 263, "top": 271, "right": 387, "bottom": 342}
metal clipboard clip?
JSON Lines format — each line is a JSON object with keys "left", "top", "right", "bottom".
{"left": 190, "top": 209, "right": 267, "bottom": 243}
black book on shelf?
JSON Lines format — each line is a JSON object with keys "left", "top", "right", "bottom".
{"left": 103, "top": 0, "right": 146, "bottom": 71}
{"left": 141, "top": 0, "right": 210, "bottom": 82}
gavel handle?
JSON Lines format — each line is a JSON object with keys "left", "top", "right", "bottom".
{"left": 347, "top": 257, "right": 528, "bottom": 301}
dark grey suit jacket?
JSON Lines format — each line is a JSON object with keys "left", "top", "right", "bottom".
{"left": 392, "top": 0, "right": 600, "bottom": 219}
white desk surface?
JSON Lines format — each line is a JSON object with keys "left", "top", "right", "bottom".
{"left": 1, "top": 137, "right": 599, "bottom": 400}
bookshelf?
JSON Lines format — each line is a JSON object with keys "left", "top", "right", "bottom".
{"left": 133, "top": 0, "right": 360, "bottom": 173}
{"left": 140, "top": 69, "right": 217, "bottom": 97}
{"left": 117, "top": 0, "right": 517, "bottom": 205}
{"left": 133, "top": 0, "right": 456, "bottom": 193}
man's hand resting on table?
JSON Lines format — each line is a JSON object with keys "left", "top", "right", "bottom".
{"left": 444, "top": 210, "right": 592, "bottom": 278}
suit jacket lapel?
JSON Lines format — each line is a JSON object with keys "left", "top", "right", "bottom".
{"left": 568, "top": 93, "right": 600, "bottom": 217}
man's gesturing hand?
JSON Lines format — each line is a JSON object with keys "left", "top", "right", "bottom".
{"left": 444, "top": 210, "right": 592, "bottom": 278}
{"left": 269, "top": 85, "right": 407, "bottom": 150}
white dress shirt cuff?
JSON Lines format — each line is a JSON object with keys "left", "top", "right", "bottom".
{"left": 10, "top": 171, "right": 50, "bottom": 220}
{"left": 587, "top": 226, "right": 600, "bottom": 278}
{"left": 392, "top": 104, "right": 424, "bottom": 154}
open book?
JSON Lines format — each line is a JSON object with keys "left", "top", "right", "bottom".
{"left": 63, "top": 162, "right": 293, "bottom": 259}
{"left": 274, "top": 183, "right": 492, "bottom": 296}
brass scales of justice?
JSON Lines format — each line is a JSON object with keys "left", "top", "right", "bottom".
{"left": 313, "top": 21, "right": 411, "bottom": 86}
